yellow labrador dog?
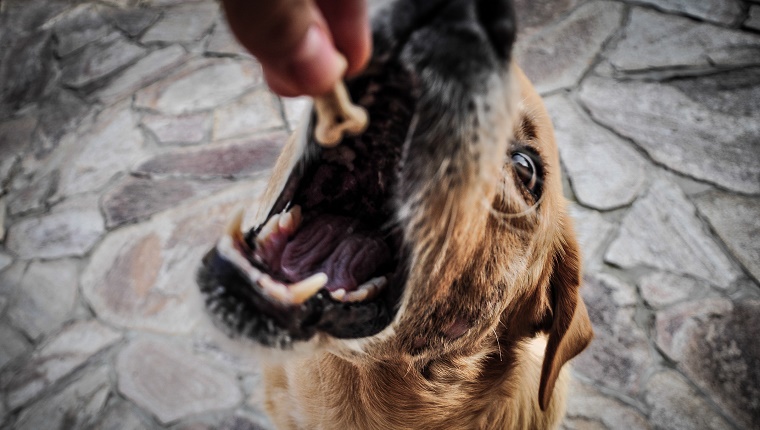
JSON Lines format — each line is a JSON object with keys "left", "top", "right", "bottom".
{"left": 199, "top": 0, "right": 593, "bottom": 428}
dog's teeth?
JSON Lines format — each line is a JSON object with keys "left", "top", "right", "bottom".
{"left": 278, "top": 205, "right": 302, "bottom": 236}
{"left": 256, "top": 214, "right": 281, "bottom": 246}
{"left": 330, "top": 288, "right": 347, "bottom": 301}
{"left": 290, "top": 272, "right": 328, "bottom": 304}
{"left": 225, "top": 209, "right": 247, "bottom": 245}
{"left": 344, "top": 276, "right": 387, "bottom": 302}
{"left": 259, "top": 275, "right": 290, "bottom": 302}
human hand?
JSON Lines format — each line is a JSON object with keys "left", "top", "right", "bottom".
{"left": 221, "top": 0, "right": 371, "bottom": 97}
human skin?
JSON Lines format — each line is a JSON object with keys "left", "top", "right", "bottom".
{"left": 220, "top": 0, "right": 371, "bottom": 97}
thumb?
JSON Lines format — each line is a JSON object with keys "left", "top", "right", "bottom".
{"left": 221, "top": 0, "right": 345, "bottom": 97}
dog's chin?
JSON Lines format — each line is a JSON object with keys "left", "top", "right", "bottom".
{"left": 197, "top": 66, "right": 419, "bottom": 348}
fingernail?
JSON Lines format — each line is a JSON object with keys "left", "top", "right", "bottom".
{"left": 286, "top": 25, "right": 345, "bottom": 95}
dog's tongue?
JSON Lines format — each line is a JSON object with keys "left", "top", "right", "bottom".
{"left": 280, "top": 214, "right": 390, "bottom": 292}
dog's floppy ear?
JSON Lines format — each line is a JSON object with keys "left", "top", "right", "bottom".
{"left": 538, "top": 226, "right": 593, "bottom": 411}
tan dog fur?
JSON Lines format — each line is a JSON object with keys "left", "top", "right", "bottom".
{"left": 248, "top": 65, "right": 593, "bottom": 430}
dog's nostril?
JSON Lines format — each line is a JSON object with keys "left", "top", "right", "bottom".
{"left": 475, "top": 0, "right": 516, "bottom": 59}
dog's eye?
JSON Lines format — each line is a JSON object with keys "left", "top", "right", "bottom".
{"left": 512, "top": 152, "right": 538, "bottom": 194}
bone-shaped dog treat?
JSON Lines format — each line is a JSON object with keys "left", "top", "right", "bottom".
{"left": 313, "top": 57, "right": 368, "bottom": 147}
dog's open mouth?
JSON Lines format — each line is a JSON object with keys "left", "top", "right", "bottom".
{"left": 198, "top": 65, "right": 418, "bottom": 347}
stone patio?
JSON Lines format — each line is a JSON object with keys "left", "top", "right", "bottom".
{"left": 1, "top": 0, "right": 758, "bottom": 429}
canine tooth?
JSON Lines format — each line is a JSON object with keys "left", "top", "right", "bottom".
{"left": 290, "top": 272, "right": 328, "bottom": 304}
{"left": 256, "top": 214, "right": 281, "bottom": 246}
{"left": 259, "top": 275, "right": 290, "bottom": 302}
{"left": 344, "top": 276, "right": 387, "bottom": 302}
{"left": 278, "top": 205, "right": 302, "bottom": 236}
{"left": 330, "top": 288, "right": 347, "bottom": 301}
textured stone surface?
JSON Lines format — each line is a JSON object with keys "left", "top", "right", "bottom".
{"left": 580, "top": 76, "right": 760, "bottom": 194}
{"left": 0, "top": 197, "right": 5, "bottom": 241}
{"left": 206, "top": 16, "right": 249, "bottom": 56}
{"left": 605, "top": 180, "right": 740, "bottom": 287}
{"left": 564, "top": 378, "right": 650, "bottom": 429}
{"left": 1, "top": 320, "right": 120, "bottom": 409}
{"left": 94, "top": 400, "right": 152, "bottom": 430}
{"left": 134, "top": 133, "right": 285, "bottom": 178}
{"left": 52, "top": 4, "right": 109, "bottom": 57}
{"left": 60, "top": 32, "right": 147, "bottom": 89}
{"left": 14, "top": 365, "right": 111, "bottom": 430}
{"left": 141, "top": 2, "right": 218, "bottom": 43}
{"left": 56, "top": 104, "right": 145, "bottom": 197}
{"left": 568, "top": 203, "right": 615, "bottom": 271}
{"left": 102, "top": 176, "right": 231, "bottom": 227}
{"left": 0, "top": 253, "right": 11, "bottom": 272}
{"left": 639, "top": 272, "right": 710, "bottom": 308}
{"left": 6, "top": 259, "right": 79, "bottom": 340}
{"left": 574, "top": 274, "right": 654, "bottom": 397}
{"left": 606, "top": 8, "right": 760, "bottom": 72}
{"left": 621, "top": 0, "right": 744, "bottom": 26}
{"left": 0, "top": 323, "right": 31, "bottom": 371}
{"left": 0, "top": 116, "right": 37, "bottom": 190}
{"left": 545, "top": 95, "right": 646, "bottom": 210}
{"left": 645, "top": 370, "right": 733, "bottom": 430}
{"left": 516, "top": 1, "right": 623, "bottom": 94}
{"left": 135, "top": 59, "right": 262, "bottom": 114}
{"left": 82, "top": 181, "right": 264, "bottom": 333}
{"left": 0, "top": 31, "right": 55, "bottom": 114}
{"left": 747, "top": 6, "right": 760, "bottom": 31}
{"left": 655, "top": 299, "right": 760, "bottom": 428}
{"left": 97, "top": 45, "right": 188, "bottom": 104}
{"left": 212, "top": 88, "right": 284, "bottom": 141}
{"left": 6, "top": 206, "right": 104, "bottom": 260}
{"left": 282, "top": 97, "right": 311, "bottom": 131}
{"left": 513, "top": 0, "right": 583, "bottom": 36}
{"left": 142, "top": 112, "right": 211, "bottom": 145}
{"left": 694, "top": 191, "right": 760, "bottom": 283}
{"left": 102, "top": 5, "right": 161, "bottom": 37}
{"left": 117, "top": 338, "right": 242, "bottom": 424}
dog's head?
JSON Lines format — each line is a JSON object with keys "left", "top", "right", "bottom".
{"left": 198, "top": 0, "right": 592, "bottom": 410}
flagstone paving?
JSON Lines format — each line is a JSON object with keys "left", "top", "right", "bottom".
{"left": 1, "top": 0, "right": 758, "bottom": 428}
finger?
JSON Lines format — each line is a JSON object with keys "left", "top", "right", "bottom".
{"left": 221, "top": 0, "right": 344, "bottom": 96}
{"left": 316, "top": 0, "right": 372, "bottom": 77}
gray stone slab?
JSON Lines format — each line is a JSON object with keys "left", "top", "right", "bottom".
{"left": 206, "top": 16, "right": 250, "bottom": 56}
{"left": 545, "top": 95, "right": 646, "bottom": 210}
{"left": 141, "top": 2, "right": 218, "bottom": 44}
{"left": 513, "top": 0, "right": 584, "bottom": 36}
{"left": 605, "top": 180, "right": 741, "bottom": 287}
{"left": 606, "top": 8, "right": 760, "bottom": 72}
{"left": 515, "top": 1, "right": 623, "bottom": 94}
{"left": 82, "top": 181, "right": 265, "bottom": 333}
{"left": 655, "top": 299, "right": 760, "bottom": 428}
{"left": 56, "top": 103, "right": 145, "bottom": 198}
{"left": 579, "top": 76, "right": 760, "bottom": 194}
{"left": 0, "top": 31, "right": 55, "bottom": 114}
{"left": 0, "top": 253, "right": 11, "bottom": 273}
{"left": 746, "top": 6, "right": 760, "bottom": 31}
{"left": 93, "top": 400, "right": 153, "bottom": 430}
{"left": 52, "top": 4, "right": 109, "bottom": 57}
{"left": 638, "top": 272, "right": 710, "bottom": 308}
{"left": 135, "top": 58, "right": 263, "bottom": 115}
{"left": 116, "top": 338, "right": 242, "bottom": 424}
{"left": 1, "top": 320, "right": 121, "bottom": 409}
{"left": 694, "top": 191, "right": 760, "bottom": 283}
{"left": 568, "top": 203, "right": 615, "bottom": 270}
{"left": 0, "top": 323, "right": 31, "bottom": 371}
{"left": 620, "top": 0, "right": 744, "bottom": 26}
{"left": 60, "top": 32, "right": 147, "bottom": 89}
{"left": 102, "top": 176, "right": 231, "bottom": 228}
{"left": 36, "top": 89, "right": 90, "bottom": 145}
{"left": 213, "top": 88, "right": 284, "bottom": 141}
{"left": 564, "top": 377, "right": 650, "bottom": 430}
{"left": 573, "top": 274, "right": 655, "bottom": 397}
{"left": 14, "top": 365, "right": 111, "bottom": 430}
{"left": 97, "top": 45, "right": 188, "bottom": 104}
{"left": 6, "top": 259, "right": 79, "bottom": 340}
{"left": 6, "top": 206, "right": 104, "bottom": 260}
{"left": 668, "top": 66, "right": 760, "bottom": 118}
{"left": 142, "top": 111, "right": 211, "bottom": 145}
{"left": 102, "top": 5, "right": 161, "bottom": 37}
{"left": 134, "top": 133, "right": 285, "bottom": 179}
{"left": 645, "top": 370, "right": 733, "bottom": 430}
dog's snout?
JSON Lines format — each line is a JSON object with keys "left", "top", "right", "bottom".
{"left": 475, "top": 0, "right": 516, "bottom": 59}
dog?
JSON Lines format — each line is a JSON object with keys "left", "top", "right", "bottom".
{"left": 198, "top": 0, "right": 593, "bottom": 428}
